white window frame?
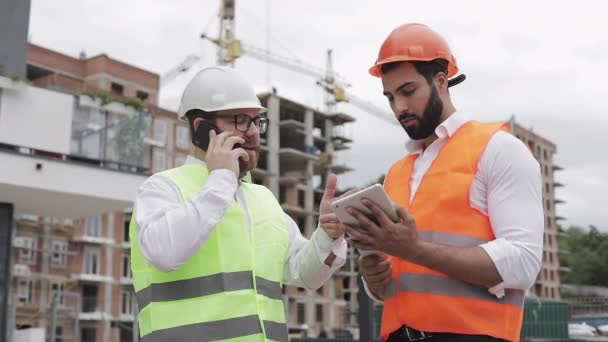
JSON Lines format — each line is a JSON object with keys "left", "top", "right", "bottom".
{"left": 51, "top": 240, "right": 68, "bottom": 267}
{"left": 51, "top": 282, "right": 65, "bottom": 307}
{"left": 153, "top": 119, "right": 167, "bottom": 144}
{"left": 19, "top": 237, "right": 37, "bottom": 264}
{"left": 175, "top": 125, "right": 190, "bottom": 150}
{"left": 17, "top": 279, "right": 33, "bottom": 305}
{"left": 122, "top": 255, "right": 131, "bottom": 279}
{"left": 121, "top": 290, "right": 133, "bottom": 315}
{"left": 153, "top": 149, "right": 167, "bottom": 172}
{"left": 85, "top": 216, "right": 101, "bottom": 237}
{"left": 84, "top": 246, "right": 100, "bottom": 275}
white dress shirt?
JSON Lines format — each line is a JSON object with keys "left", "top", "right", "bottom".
{"left": 365, "top": 111, "right": 544, "bottom": 300}
{"left": 134, "top": 156, "right": 347, "bottom": 290}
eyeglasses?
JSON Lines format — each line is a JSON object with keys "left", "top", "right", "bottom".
{"left": 212, "top": 114, "right": 269, "bottom": 134}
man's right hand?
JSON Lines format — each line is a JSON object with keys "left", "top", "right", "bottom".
{"left": 359, "top": 253, "right": 392, "bottom": 300}
{"left": 205, "top": 130, "right": 249, "bottom": 177}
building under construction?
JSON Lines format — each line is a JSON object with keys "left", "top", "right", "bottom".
{"left": 4, "top": 43, "right": 358, "bottom": 342}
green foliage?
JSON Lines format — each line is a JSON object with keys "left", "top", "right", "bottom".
{"left": 559, "top": 225, "right": 608, "bottom": 286}
{"left": 83, "top": 90, "right": 145, "bottom": 111}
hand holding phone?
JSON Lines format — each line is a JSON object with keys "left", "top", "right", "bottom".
{"left": 193, "top": 121, "right": 247, "bottom": 176}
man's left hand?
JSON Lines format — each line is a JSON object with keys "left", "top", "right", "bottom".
{"left": 345, "top": 199, "right": 420, "bottom": 260}
{"left": 318, "top": 174, "right": 357, "bottom": 239}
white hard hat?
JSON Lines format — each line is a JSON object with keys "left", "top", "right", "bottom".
{"left": 177, "top": 66, "right": 266, "bottom": 121}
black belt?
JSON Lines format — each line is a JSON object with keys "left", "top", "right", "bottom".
{"left": 387, "top": 325, "right": 433, "bottom": 341}
{"left": 387, "top": 325, "right": 506, "bottom": 342}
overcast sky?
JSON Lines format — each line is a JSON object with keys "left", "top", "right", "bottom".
{"left": 29, "top": 0, "right": 608, "bottom": 231}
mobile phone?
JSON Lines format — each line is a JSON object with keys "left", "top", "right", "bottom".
{"left": 331, "top": 184, "right": 398, "bottom": 227}
{"left": 192, "top": 121, "right": 242, "bottom": 151}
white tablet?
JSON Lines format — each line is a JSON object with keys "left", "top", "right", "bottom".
{"left": 331, "top": 184, "right": 398, "bottom": 227}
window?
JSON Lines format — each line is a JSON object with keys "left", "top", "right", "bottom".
{"left": 17, "top": 279, "right": 33, "bottom": 305}
{"left": 176, "top": 125, "right": 190, "bottom": 150}
{"left": 546, "top": 199, "right": 551, "bottom": 211}
{"left": 122, "top": 255, "right": 131, "bottom": 279}
{"left": 54, "top": 326, "right": 63, "bottom": 342}
{"left": 19, "top": 237, "right": 37, "bottom": 264}
{"left": 51, "top": 283, "right": 65, "bottom": 307}
{"left": 544, "top": 165, "right": 549, "bottom": 176}
{"left": 84, "top": 247, "right": 100, "bottom": 275}
{"left": 111, "top": 82, "right": 124, "bottom": 95}
{"left": 316, "top": 304, "right": 323, "bottom": 322}
{"left": 123, "top": 218, "right": 130, "bottom": 243}
{"left": 86, "top": 216, "right": 100, "bottom": 236}
{"left": 153, "top": 149, "right": 166, "bottom": 172}
{"left": 546, "top": 216, "right": 552, "bottom": 228}
{"left": 153, "top": 119, "right": 167, "bottom": 143}
{"left": 121, "top": 291, "right": 133, "bottom": 315}
{"left": 543, "top": 149, "right": 548, "bottom": 160}
{"left": 81, "top": 327, "right": 96, "bottom": 342}
{"left": 51, "top": 240, "right": 68, "bottom": 267}
{"left": 297, "top": 303, "right": 306, "bottom": 324}
{"left": 136, "top": 90, "right": 149, "bottom": 101}
{"left": 545, "top": 183, "right": 550, "bottom": 194}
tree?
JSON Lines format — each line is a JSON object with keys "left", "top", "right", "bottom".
{"left": 559, "top": 225, "right": 608, "bottom": 286}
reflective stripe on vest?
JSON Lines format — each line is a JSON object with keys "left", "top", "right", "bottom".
{"left": 381, "top": 121, "right": 524, "bottom": 342}
{"left": 140, "top": 315, "right": 287, "bottom": 342}
{"left": 131, "top": 164, "right": 289, "bottom": 341}
{"left": 135, "top": 271, "right": 282, "bottom": 309}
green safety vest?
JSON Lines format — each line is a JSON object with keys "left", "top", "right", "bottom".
{"left": 130, "top": 164, "right": 290, "bottom": 341}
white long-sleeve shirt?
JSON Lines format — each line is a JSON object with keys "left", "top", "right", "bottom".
{"left": 134, "top": 156, "right": 347, "bottom": 290}
{"left": 365, "top": 111, "right": 544, "bottom": 300}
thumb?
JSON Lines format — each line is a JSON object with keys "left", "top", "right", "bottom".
{"left": 322, "top": 174, "right": 337, "bottom": 200}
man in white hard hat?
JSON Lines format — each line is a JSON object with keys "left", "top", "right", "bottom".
{"left": 129, "top": 66, "right": 348, "bottom": 342}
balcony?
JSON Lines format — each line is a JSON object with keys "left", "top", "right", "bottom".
{"left": 71, "top": 273, "right": 113, "bottom": 283}
{"left": 79, "top": 296, "right": 105, "bottom": 320}
{"left": 72, "top": 235, "right": 114, "bottom": 245}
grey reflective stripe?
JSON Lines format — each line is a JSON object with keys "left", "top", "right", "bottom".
{"left": 140, "top": 315, "right": 287, "bottom": 342}
{"left": 384, "top": 278, "right": 398, "bottom": 298}
{"left": 418, "top": 230, "right": 489, "bottom": 247}
{"left": 264, "top": 320, "right": 289, "bottom": 341}
{"left": 400, "top": 273, "right": 524, "bottom": 307}
{"left": 256, "top": 276, "right": 283, "bottom": 300}
{"left": 135, "top": 271, "right": 282, "bottom": 309}
{"left": 136, "top": 286, "right": 151, "bottom": 310}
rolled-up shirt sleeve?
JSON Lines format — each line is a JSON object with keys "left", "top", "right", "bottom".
{"left": 478, "top": 132, "right": 544, "bottom": 297}
{"left": 283, "top": 215, "right": 347, "bottom": 290}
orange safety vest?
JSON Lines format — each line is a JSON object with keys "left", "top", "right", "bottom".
{"left": 381, "top": 121, "right": 524, "bottom": 342}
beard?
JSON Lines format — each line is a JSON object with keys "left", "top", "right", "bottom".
{"left": 238, "top": 147, "right": 259, "bottom": 179}
{"left": 398, "top": 85, "right": 444, "bottom": 140}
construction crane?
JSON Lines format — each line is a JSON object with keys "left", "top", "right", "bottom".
{"left": 201, "top": 0, "right": 397, "bottom": 125}
{"left": 160, "top": 54, "right": 200, "bottom": 87}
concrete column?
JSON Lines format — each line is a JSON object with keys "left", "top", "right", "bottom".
{"left": 103, "top": 213, "right": 114, "bottom": 342}
{"left": 0, "top": 0, "right": 31, "bottom": 78}
{"left": 323, "top": 119, "right": 334, "bottom": 181}
{"left": 0, "top": 203, "right": 14, "bottom": 342}
{"left": 267, "top": 95, "right": 281, "bottom": 197}
{"left": 304, "top": 109, "right": 315, "bottom": 235}
{"left": 39, "top": 221, "right": 51, "bottom": 330}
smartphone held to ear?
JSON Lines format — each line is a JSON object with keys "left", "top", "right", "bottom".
{"left": 193, "top": 121, "right": 242, "bottom": 151}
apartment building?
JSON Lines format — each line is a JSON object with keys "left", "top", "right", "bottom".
{"left": 510, "top": 117, "right": 565, "bottom": 300}
{"left": 9, "top": 44, "right": 356, "bottom": 341}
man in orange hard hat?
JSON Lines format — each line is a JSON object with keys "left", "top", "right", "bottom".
{"left": 343, "top": 23, "right": 544, "bottom": 341}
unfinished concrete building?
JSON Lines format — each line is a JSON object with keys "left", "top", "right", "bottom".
{"left": 510, "top": 117, "right": 565, "bottom": 300}
{"left": 5, "top": 43, "right": 358, "bottom": 341}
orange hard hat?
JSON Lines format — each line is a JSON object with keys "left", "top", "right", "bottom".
{"left": 369, "top": 23, "right": 459, "bottom": 79}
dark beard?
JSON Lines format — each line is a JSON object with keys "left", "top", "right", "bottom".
{"left": 398, "top": 85, "right": 443, "bottom": 140}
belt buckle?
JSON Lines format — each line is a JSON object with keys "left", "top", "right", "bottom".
{"left": 405, "top": 326, "right": 431, "bottom": 341}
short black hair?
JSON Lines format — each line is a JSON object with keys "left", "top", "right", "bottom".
{"left": 380, "top": 59, "right": 448, "bottom": 85}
